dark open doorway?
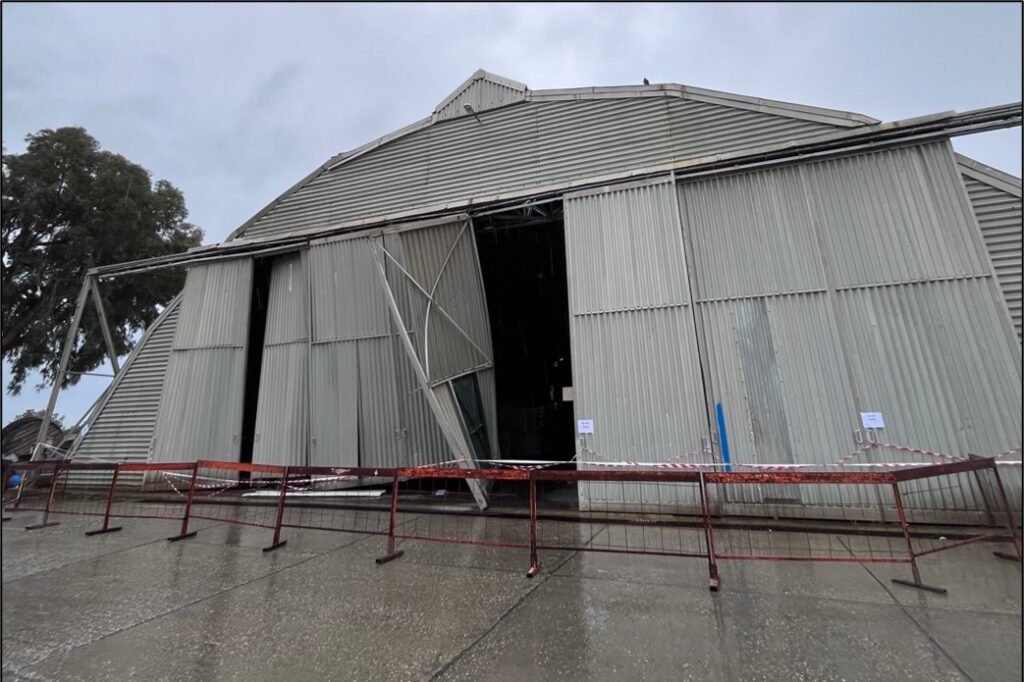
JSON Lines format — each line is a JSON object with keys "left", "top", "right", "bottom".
{"left": 238, "top": 257, "right": 274, "bottom": 465}
{"left": 475, "top": 203, "right": 575, "bottom": 461}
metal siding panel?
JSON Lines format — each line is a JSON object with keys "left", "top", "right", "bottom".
{"left": 152, "top": 348, "right": 248, "bottom": 461}
{"left": 152, "top": 260, "right": 253, "bottom": 462}
{"left": 804, "top": 143, "right": 993, "bottom": 287}
{"left": 678, "top": 165, "right": 826, "bottom": 300}
{"left": 172, "top": 259, "right": 252, "bottom": 348}
{"left": 309, "top": 341, "right": 359, "bottom": 468}
{"left": 74, "top": 300, "right": 181, "bottom": 464}
{"left": 242, "top": 98, "right": 839, "bottom": 240}
{"left": 248, "top": 132, "right": 430, "bottom": 238}
{"left": 566, "top": 180, "right": 690, "bottom": 312}
{"left": 960, "top": 172, "right": 1023, "bottom": 340}
{"left": 310, "top": 236, "right": 390, "bottom": 341}
{"left": 666, "top": 99, "right": 834, "bottom": 160}
{"left": 252, "top": 343, "right": 307, "bottom": 467}
{"left": 565, "top": 181, "right": 708, "bottom": 474}
{"left": 834, "top": 280, "right": 1022, "bottom": 460}
{"left": 677, "top": 144, "right": 1021, "bottom": 517}
{"left": 253, "top": 254, "right": 309, "bottom": 467}
{"left": 435, "top": 79, "right": 526, "bottom": 121}
{"left": 387, "top": 220, "right": 493, "bottom": 384}
{"left": 357, "top": 337, "right": 403, "bottom": 468}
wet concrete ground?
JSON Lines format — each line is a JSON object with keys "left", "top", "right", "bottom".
{"left": 2, "top": 508, "right": 1021, "bottom": 681}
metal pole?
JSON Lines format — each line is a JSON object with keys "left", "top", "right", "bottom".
{"left": 376, "top": 474, "right": 405, "bottom": 564}
{"left": 527, "top": 477, "right": 541, "bottom": 578}
{"left": 88, "top": 277, "right": 120, "bottom": 375}
{"left": 25, "top": 462, "right": 62, "bottom": 530}
{"left": 167, "top": 463, "right": 200, "bottom": 541}
{"left": 263, "top": 467, "right": 289, "bottom": 552}
{"left": 34, "top": 276, "right": 92, "bottom": 460}
{"left": 699, "top": 472, "right": 720, "bottom": 591}
{"left": 989, "top": 463, "right": 1023, "bottom": 562}
{"left": 86, "top": 466, "right": 123, "bottom": 536}
{"left": 889, "top": 480, "right": 947, "bottom": 594}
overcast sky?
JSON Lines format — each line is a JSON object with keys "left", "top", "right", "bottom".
{"left": 3, "top": 2, "right": 1022, "bottom": 428}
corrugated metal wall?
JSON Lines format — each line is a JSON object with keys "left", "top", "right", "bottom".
{"left": 433, "top": 76, "right": 526, "bottom": 122}
{"left": 72, "top": 297, "right": 182, "bottom": 464}
{"left": 565, "top": 179, "right": 709, "bottom": 466}
{"left": 152, "top": 259, "right": 253, "bottom": 462}
{"left": 253, "top": 253, "right": 309, "bottom": 467}
{"left": 244, "top": 97, "right": 838, "bottom": 239}
{"left": 958, "top": 166, "right": 1023, "bottom": 341}
{"left": 377, "top": 217, "right": 497, "bottom": 469}
{"left": 676, "top": 141, "right": 1022, "bottom": 517}
{"left": 308, "top": 235, "right": 391, "bottom": 468}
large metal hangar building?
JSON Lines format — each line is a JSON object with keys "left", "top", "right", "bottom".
{"left": 63, "top": 71, "right": 1022, "bottom": 517}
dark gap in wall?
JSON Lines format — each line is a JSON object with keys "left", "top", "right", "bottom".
{"left": 475, "top": 208, "right": 575, "bottom": 462}
{"left": 239, "top": 257, "right": 274, "bottom": 465}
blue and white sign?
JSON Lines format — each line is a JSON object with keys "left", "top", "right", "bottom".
{"left": 577, "top": 419, "right": 595, "bottom": 434}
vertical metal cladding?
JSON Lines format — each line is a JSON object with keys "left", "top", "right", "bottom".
{"left": 833, "top": 279, "right": 1022, "bottom": 458}
{"left": 677, "top": 141, "right": 1022, "bottom": 516}
{"left": 308, "top": 235, "right": 394, "bottom": 468}
{"left": 242, "top": 97, "right": 839, "bottom": 240}
{"left": 565, "top": 178, "right": 709, "bottom": 478}
{"left": 378, "top": 217, "right": 497, "bottom": 467}
{"left": 390, "top": 220, "right": 493, "bottom": 383}
{"left": 73, "top": 297, "right": 182, "bottom": 464}
{"left": 959, "top": 168, "right": 1023, "bottom": 341}
{"left": 804, "top": 142, "right": 993, "bottom": 287}
{"left": 152, "top": 259, "right": 253, "bottom": 462}
{"left": 253, "top": 253, "right": 309, "bottom": 467}
{"left": 679, "top": 164, "right": 826, "bottom": 300}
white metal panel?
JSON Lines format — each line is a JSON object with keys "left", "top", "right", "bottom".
{"left": 308, "top": 235, "right": 393, "bottom": 468}
{"left": 152, "top": 260, "right": 253, "bottom": 462}
{"left": 804, "top": 143, "right": 993, "bottom": 288}
{"left": 959, "top": 165, "right": 1022, "bottom": 341}
{"left": 253, "top": 254, "right": 309, "bottom": 467}
{"left": 565, "top": 179, "right": 709, "bottom": 474}
{"left": 73, "top": 297, "right": 182, "bottom": 464}
{"left": 241, "top": 97, "right": 839, "bottom": 240}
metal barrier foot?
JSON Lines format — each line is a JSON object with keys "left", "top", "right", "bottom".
{"left": 993, "top": 551, "right": 1022, "bottom": 563}
{"left": 708, "top": 576, "right": 720, "bottom": 592}
{"left": 167, "top": 531, "right": 198, "bottom": 542}
{"left": 375, "top": 550, "right": 405, "bottom": 565}
{"left": 262, "top": 540, "right": 287, "bottom": 553}
{"left": 527, "top": 558, "right": 542, "bottom": 579}
{"left": 24, "top": 521, "right": 59, "bottom": 530}
{"left": 85, "top": 526, "right": 122, "bottom": 536}
{"left": 2, "top": 516, "right": 11, "bottom": 522}
{"left": 891, "top": 578, "right": 948, "bottom": 594}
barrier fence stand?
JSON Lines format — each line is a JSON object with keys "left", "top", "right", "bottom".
{"left": 989, "top": 463, "right": 1023, "bottom": 562}
{"left": 376, "top": 474, "right": 405, "bottom": 565}
{"left": 2, "top": 451, "right": 1018, "bottom": 593}
{"left": 699, "top": 472, "right": 720, "bottom": 591}
{"left": 84, "top": 465, "right": 123, "bottom": 536}
{"left": 25, "top": 462, "right": 61, "bottom": 530}
{"left": 394, "top": 465, "right": 535, "bottom": 573}
{"left": 263, "top": 466, "right": 290, "bottom": 553}
{"left": 167, "top": 462, "right": 200, "bottom": 542}
{"left": 278, "top": 465, "right": 394, "bottom": 543}
{"left": 889, "top": 479, "right": 947, "bottom": 594}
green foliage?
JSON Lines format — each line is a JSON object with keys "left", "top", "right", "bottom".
{"left": 2, "top": 127, "right": 203, "bottom": 394}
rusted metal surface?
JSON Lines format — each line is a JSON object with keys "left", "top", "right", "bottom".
{"left": 5, "top": 457, "right": 1019, "bottom": 594}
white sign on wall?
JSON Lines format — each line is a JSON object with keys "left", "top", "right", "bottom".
{"left": 577, "top": 419, "right": 595, "bottom": 434}
{"left": 860, "top": 412, "right": 885, "bottom": 429}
